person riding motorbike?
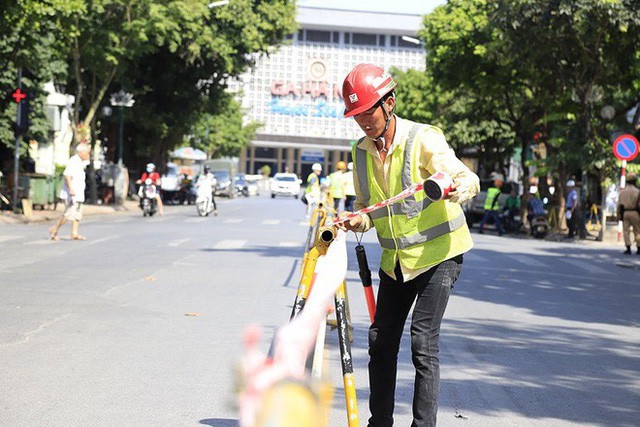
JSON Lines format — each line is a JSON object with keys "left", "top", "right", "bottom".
{"left": 136, "top": 163, "right": 164, "bottom": 215}
{"left": 195, "top": 166, "right": 218, "bottom": 216}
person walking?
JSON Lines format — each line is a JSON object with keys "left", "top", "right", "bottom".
{"left": 565, "top": 179, "right": 579, "bottom": 238}
{"left": 343, "top": 162, "right": 357, "bottom": 212}
{"left": 49, "top": 143, "right": 91, "bottom": 241}
{"left": 328, "top": 161, "right": 347, "bottom": 212}
{"left": 338, "top": 63, "right": 479, "bottom": 427}
{"left": 617, "top": 171, "right": 640, "bottom": 255}
{"left": 478, "top": 172, "right": 505, "bottom": 235}
{"left": 304, "top": 163, "right": 322, "bottom": 217}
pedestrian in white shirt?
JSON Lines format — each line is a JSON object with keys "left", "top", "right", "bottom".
{"left": 49, "top": 143, "right": 90, "bottom": 240}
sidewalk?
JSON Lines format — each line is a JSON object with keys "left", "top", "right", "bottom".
{"left": 0, "top": 200, "right": 139, "bottom": 225}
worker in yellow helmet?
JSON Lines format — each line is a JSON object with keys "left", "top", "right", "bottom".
{"left": 328, "top": 161, "right": 347, "bottom": 212}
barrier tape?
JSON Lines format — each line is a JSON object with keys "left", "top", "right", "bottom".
{"left": 325, "top": 182, "right": 424, "bottom": 227}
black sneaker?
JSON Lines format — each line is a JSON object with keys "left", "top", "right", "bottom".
{"left": 623, "top": 248, "right": 632, "bottom": 255}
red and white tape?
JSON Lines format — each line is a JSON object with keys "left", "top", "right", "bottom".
{"left": 326, "top": 182, "right": 424, "bottom": 227}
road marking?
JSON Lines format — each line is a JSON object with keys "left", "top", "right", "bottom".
{"left": 262, "top": 219, "right": 280, "bottom": 225}
{"left": 224, "top": 219, "right": 243, "bottom": 224}
{"left": 299, "top": 221, "right": 310, "bottom": 227}
{"left": 184, "top": 217, "right": 208, "bottom": 223}
{"left": 563, "top": 259, "right": 605, "bottom": 275}
{"left": 0, "top": 235, "right": 21, "bottom": 243}
{"left": 112, "top": 218, "right": 131, "bottom": 224}
{"left": 168, "top": 238, "right": 191, "bottom": 247}
{"left": 279, "top": 241, "right": 301, "bottom": 248}
{"left": 503, "top": 254, "right": 546, "bottom": 268}
{"left": 89, "top": 235, "right": 120, "bottom": 245}
{"left": 212, "top": 239, "right": 246, "bottom": 250}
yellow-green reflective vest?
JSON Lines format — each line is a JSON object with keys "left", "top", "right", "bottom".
{"left": 343, "top": 171, "right": 356, "bottom": 196}
{"left": 484, "top": 187, "right": 501, "bottom": 211}
{"left": 306, "top": 173, "right": 320, "bottom": 196}
{"left": 329, "top": 171, "right": 345, "bottom": 198}
{"left": 353, "top": 123, "right": 473, "bottom": 274}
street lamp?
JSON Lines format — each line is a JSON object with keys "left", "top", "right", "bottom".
{"left": 109, "top": 90, "right": 135, "bottom": 165}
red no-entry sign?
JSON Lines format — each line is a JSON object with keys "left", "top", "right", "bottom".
{"left": 613, "top": 134, "right": 639, "bottom": 161}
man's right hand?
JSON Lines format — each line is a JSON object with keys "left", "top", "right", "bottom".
{"left": 337, "top": 212, "right": 363, "bottom": 232}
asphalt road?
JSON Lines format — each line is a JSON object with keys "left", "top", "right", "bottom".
{"left": 1, "top": 194, "right": 639, "bottom": 426}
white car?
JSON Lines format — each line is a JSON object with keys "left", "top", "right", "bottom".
{"left": 270, "top": 173, "right": 301, "bottom": 198}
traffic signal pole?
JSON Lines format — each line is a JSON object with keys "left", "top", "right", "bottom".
{"left": 13, "top": 68, "right": 23, "bottom": 212}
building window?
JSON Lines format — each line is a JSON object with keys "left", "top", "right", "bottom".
{"left": 332, "top": 32, "right": 340, "bottom": 43}
{"left": 306, "top": 30, "right": 331, "bottom": 43}
{"left": 352, "top": 32, "right": 377, "bottom": 46}
{"left": 344, "top": 32, "right": 351, "bottom": 44}
{"left": 390, "top": 35, "right": 397, "bottom": 47}
{"left": 378, "top": 34, "right": 385, "bottom": 46}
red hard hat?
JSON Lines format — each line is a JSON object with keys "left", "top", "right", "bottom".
{"left": 342, "top": 63, "right": 397, "bottom": 117}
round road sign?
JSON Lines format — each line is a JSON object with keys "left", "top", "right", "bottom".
{"left": 612, "top": 134, "right": 639, "bottom": 161}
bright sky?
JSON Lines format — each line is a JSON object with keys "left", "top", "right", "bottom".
{"left": 297, "top": 0, "right": 446, "bottom": 15}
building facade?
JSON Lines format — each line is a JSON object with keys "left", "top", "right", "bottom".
{"left": 230, "top": 6, "right": 426, "bottom": 178}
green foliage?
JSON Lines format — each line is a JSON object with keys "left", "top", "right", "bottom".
{"left": 0, "top": 0, "right": 296, "bottom": 170}
{"left": 420, "top": 0, "right": 640, "bottom": 186}
{"left": 191, "top": 94, "right": 261, "bottom": 159}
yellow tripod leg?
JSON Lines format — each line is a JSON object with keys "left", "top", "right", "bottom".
{"left": 335, "top": 280, "right": 360, "bottom": 426}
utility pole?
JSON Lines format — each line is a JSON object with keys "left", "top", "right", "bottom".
{"left": 13, "top": 68, "right": 23, "bottom": 212}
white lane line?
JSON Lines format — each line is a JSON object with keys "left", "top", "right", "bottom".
{"left": 563, "top": 259, "right": 606, "bottom": 275}
{"left": 0, "top": 235, "right": 21, "bottom": 243}
{"left": 168, "top": 238, "right": 191, "bottom": 248}
{"left": 224, "top": 219, "right": 243, "bottom": 224}
{"left": 503, "top": 254, "right": 546, "bottom": 268}
{"left": 262, "top": 220, "right": 280, "bottom": 225}
{"left": 89, "top": 235, "right": 120, "bottom": 245}
{"left": 299, "top": 221, "right": 310, "bottom": 226}
{"left": 184, "top": 217, "right": 208, "bottom": 223}
{"left": 212, "top": 239, "right": 246, "bottom": 250}
{"left": 112, "top": 218, "right": 131, "bottom": 224}
{"left": 279, "top": 241, "right": 302, "bottom": 248}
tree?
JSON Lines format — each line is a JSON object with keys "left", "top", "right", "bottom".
{"left": 421, "top": 0, "right": 640, "bottom": 213}
{"left": 191, "top": 94, "right": 261, "bottom": 159}
{"left": 0, "top": 0, "right": 79, "bottom": 159}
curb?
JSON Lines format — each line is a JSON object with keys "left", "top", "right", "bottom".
{"left": 0, "top": 201, "right": 139, "bottom": 225}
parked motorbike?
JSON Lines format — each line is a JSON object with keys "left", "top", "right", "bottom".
{"left": 527, "top": 196, "right": 548, "bottom": 238}
{"left": 196, "top": 185, "right": 216, "bottom": 217}
{"left": 502, "top": 209, "right": 525, "bottom": 234}
{"left": 138, "top": 178, "right": 158, "bottom": 217}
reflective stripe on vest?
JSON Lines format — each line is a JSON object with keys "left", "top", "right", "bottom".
{"left": 353, "top": 123, "right": 465, "bottom": 248}
{"left": 377, "top": 211, "right": 466, "bottom": 249}
{"left": 355, "top": 125, "right": 434, "bottom": 219}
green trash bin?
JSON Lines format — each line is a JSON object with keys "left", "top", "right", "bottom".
{"left": 19, "top": 173, "right": 50, "bottom": 210}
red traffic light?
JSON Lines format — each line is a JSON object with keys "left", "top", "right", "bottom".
{"left": 11, "top": 88, "right": 27, "bottom": 103}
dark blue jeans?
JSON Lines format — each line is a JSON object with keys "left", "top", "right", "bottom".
{"left": 479, "top": 210, "right": 505, "bottom": 234}
{"left": 368, "top": 256, "right": 463, "bottom": 427}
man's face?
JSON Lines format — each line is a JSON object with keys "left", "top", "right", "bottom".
{"left": 353, "top": 97, "right": 394, "bottom": 139}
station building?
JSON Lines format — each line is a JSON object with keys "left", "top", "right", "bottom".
{"left": 230, "top": 5, "right": 426, "bottom": 178}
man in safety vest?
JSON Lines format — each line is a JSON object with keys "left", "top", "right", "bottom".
{"left": 328, "top": 161, "right": 348, "bottom": 212}
{"left": 305, "top": 163, "right": 322, "bottom": 216}
{"left": 338, "top": 63, "right": 479, "bottom": 427}
{"left": 343, "top": 162, "right": 357, "bottom": 212}
{"left": 478, "top": 172, "right": 505, "bottom": 235}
